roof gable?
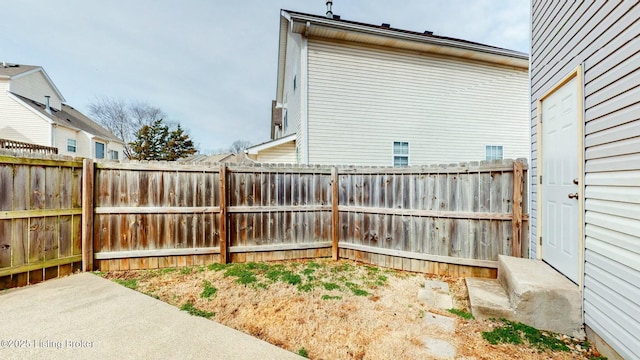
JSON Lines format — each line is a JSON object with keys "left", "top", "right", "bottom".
{"left": 11, "top": 93, "right": 123, "bottom": 143}
{"left": 0, "top": 63, "right": 66, "bottom": 102}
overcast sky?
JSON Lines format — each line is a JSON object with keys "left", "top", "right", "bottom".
{"left": 1, "top": 0, "right": 530, "bottom": 154}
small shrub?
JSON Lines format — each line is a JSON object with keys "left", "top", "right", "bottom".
{"left": 200, "top": 280, "right": 218, "bottom": 298}
{"left": 180, "top": 301, "right": 215, "bottom": 318}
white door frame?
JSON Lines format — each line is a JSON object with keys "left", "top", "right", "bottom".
{"left": 536, "top": 65, "right": 585, "bottom": 287}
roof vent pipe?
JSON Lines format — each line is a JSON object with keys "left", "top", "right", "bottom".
{"left": 326, "top": 0, "right": 333, "bottom": 18}
{"left": 45, "top": 96, "right": 52, "bottom": 114}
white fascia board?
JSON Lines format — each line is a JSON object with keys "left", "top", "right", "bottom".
{"left": 246, "top": 133, "right": 296, "bottom": 155}
{"left": 12, "top": 67, "right": 66, "bottom": 102}
{"left": 275, "top": 12, "right": 291, "bottom": 104}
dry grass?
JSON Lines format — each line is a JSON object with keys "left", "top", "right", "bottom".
{"left": 102, "top": 259, "right": 601, "bottom": 360}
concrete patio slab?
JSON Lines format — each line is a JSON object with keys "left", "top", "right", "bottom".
{"left": 0, "top": 273, "right": 302, "bottom": 360}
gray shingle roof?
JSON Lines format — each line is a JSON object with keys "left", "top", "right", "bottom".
{"left": 12, "top": 93, "right": 123, "bottom": 143}
{"left": 0, "top": 63, "right": 39, "bottom": 77}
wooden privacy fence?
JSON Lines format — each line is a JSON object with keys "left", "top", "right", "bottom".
{"left": 0, "top": 154, "right": 83, "bottom": 289}
{"left": 88, "top": 159, "right": 528, "bottom": 276}
{"left": 0, "top": 153, "right": 528, "bottom": 289}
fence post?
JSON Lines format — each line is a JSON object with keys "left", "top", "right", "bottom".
{"left": 511, "top": 159, "right": 524, "bottom": 258}
{"left": 219, "top": 164, "right": 228, "bottom": 264}
{"left": 81, "top": 158, "right": 94, "bottom": 271}
{"left": 331, "top": 167, "right": 339, "bottom": 261}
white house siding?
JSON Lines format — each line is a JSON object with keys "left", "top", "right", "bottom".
{"left": 306, "top": 39, "right": 529, "bottom": 166}
{"left": 531, "top": 2, "right": 640, "bottom": 358}
{"left": 254, "top": 142, "right": 296, "bottom": 163}
{"left": 54, "top": 125, "right": 80, "bottom": 157}
{"left": 0, "top": 82, "right": 51, "bottom": 146}
{"left": 281, "top": 31, "right": 303, "bottom": 162}
{"left": 10, "top": 71, "right": 63, "bottom": 110}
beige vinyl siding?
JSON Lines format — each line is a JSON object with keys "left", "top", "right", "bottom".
{"left": 106, "top": 141, "right": 125, "bottom": 160}
{"left": 254, "top": 141, "right": 296, "bottom": 163}
{"left": 531, "top": 2, "right": 640, "bottom": 358}
{"left": 54, "top": 125, "right": 80, "bottom": 157}
{"left": 10, "top": 71, "right": 63, "bottom": 110}
{"left": 306, "top": 39, "right": 529, "bottom": 166}
{"left": 0, "top": 82, "right": 52, "bottom": 146}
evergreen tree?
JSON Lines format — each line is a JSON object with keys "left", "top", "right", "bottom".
{"left": 129, "top": 119, "right": 196, "bottom": 161}
{"left": 166, "top": 124, "right": 197, "bottom": 161}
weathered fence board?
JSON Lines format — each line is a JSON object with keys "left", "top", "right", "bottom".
{"left": 0, "top": 155, "right": 83, "bottom": 289}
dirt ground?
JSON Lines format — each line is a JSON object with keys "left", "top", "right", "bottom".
{"left": 102, "top": 259, "right": 603, "bottom": 360}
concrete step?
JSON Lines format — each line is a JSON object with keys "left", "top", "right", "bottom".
{"left": 466, "top": 277, "right": 515, "bottom": 321}
{"left": 497, "top": 255, "right": 584, "bottom": 338}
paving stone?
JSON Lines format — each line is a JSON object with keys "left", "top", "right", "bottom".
{"left": 418, "top": 288, "right": 454, "bottom": 310}
{"left": 423, "top": 311, "right": 456, "bottom": 332}
{"left": 422, "top": 337, "right": 456, "bottom": 359}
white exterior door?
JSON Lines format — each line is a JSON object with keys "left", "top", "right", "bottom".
{"left": 541, "top": 76, "right": 580, "bottom": 283}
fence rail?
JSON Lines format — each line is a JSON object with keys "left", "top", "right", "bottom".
{"left": 1, "top": 155, "right": 528, "bottom": 289}
{"left": 0, "top": 138, "right": 58, "bottom": 154}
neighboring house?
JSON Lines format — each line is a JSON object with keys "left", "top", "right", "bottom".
{"left": 179, "top": 152, "right": 251, "bottom": 164}
{"left": 0, "top": 63, "right": 124, "bottom": 160}
{"left": 530, "top": 2, "right": 639, "bottom": 359}
{"left": 246, "top": 10, "right": 530, "bottom": 165}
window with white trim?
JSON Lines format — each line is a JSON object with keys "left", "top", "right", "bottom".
{"left": 67, "top": 139, "right": 77, "bottom": 153}
{"left": 393, "top": 141, "right": 409, "bottom": 167}
{"left": 108, "top": 150, "right": 119, "bottom": 160}
{"left": 485, "top": 145, "right": 503, "bottom": 161}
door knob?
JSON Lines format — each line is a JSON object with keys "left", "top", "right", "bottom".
{"left": 573, "top": 178, "right": 579, "bottom": 185}
{"left": 568, "top": 193, "right": 579, "bottom": 199}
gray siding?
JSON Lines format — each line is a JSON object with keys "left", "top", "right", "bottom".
{"left": 531, "top": 2, "right": 640, "bottom": 358}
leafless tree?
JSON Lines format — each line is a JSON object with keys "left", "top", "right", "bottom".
{"left": 229, "top": 140, "right": 252, "bottom": 154}
{"left": 89, "top": 96, "right": 166, "bottom": 158}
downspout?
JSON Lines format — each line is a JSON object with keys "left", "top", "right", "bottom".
{"left": 302, "top": 21, "right": 310, "bottom": 164}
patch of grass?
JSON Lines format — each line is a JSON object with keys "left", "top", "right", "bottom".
{"left": 297, "top": 347, "right": 309, "bottom": 358}
{"left": 159, "top": 267, "right": 178, "bottom": 274}
{"left": 332, "top": 262, "right": 355, "bottom": 273}
{"left": 224, "top": 265, "right": 258, "bottom": 285}
{"left": 321, "top": 294, "right": 342, "bottom": 301}
{"left": 589, "top": 356, "right": 607, "bottom": 360}
{"left": 481, "top": 319, "right": 569, "bottom": 352}
{"left": 180, "top": 267, "right": 193, "bottom": 275}
{"left": 92, "top": 271, "right": 106, "bottom": 276}
{"left": 306, "top": 261, "right": 322, "bottom": 269}
{"left": 322, "top": 282, "right": 340, "bottom": 291}
{"left": 281, "top": 272, "right": 302, "bottom": 285}
{"left": 447, "top": 308, "right": 475, "bottom": 320}
{"left": 200, "top": 280, "right": 218, "bottom": 298}
{"left": 345, "top": 282, "right": 370, "bottom": 297}
{"left": 302, "top": 268, "right": 315, "bottom": 276}
{"left": 207, "top": 263, "right": 227, "bottom": 272}
{"left": 180, "top": 301, "right": 215, "bottom": 318}
{"left": 114, "top": 278, "right": 138, "bottom": 290}
{"left": 297, "top": 283, "right": 315, "bottom": 292}
{"left": 376, "top": 275, "right": 388, "bottom": 285}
